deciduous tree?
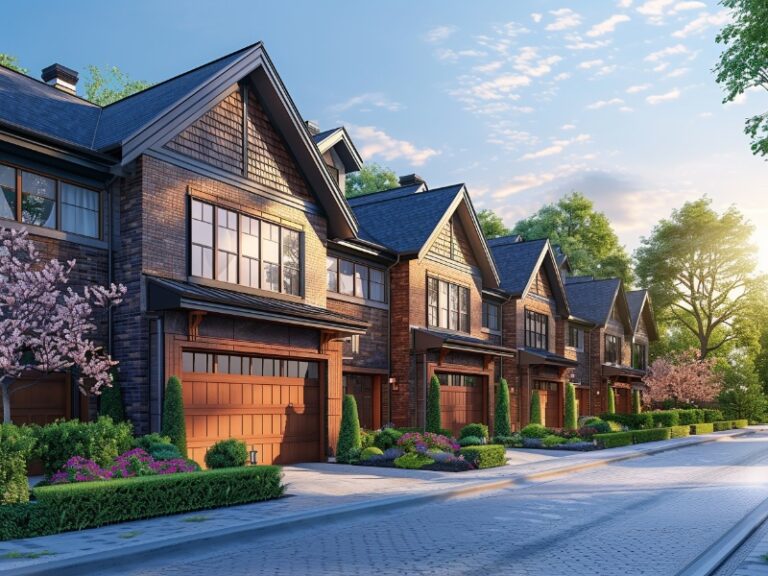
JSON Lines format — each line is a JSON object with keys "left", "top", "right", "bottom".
{"left": 643, "top": 349, "right": 722, "bottom": 407}
{"left": 0, "top": 228, "right": 126, "bottom": 423}
{"left": 477, "top": 209, "right": 511, "bottom": 239}
{"left": 345, "top": 163, "right": 399, "bottom": 198}
{"left": 83, "top": 65, "right": 151, "bottom": 106}
{"left": 0, "top": 54, "right": 27, "bottom": 74}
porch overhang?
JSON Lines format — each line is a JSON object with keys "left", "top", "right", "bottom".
{"left": 412, "top": 328, "right": 517, "bottom": 359}
{"left": 518, "top": 348, "right": 579, "bottom": 368}
{"left": 146, "top": 275, "right": 368, "bottom": 335}
{"left": 602, "top": 364, "right": 646, "bottom": 382}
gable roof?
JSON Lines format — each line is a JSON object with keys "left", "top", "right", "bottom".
{"left": 311, "top": 127, "right": 363, "bottom": 173}
{"left": 350, "top": 183, "right": 500, "bottom": 287}
{"left": 626, "top": 289, "right": 659, "bottom": 341}
{"left": 565, "top": 277, "right": 631, "bottom": 332}
{"left": 488, "top": 236, "right": 570, "bottom": 316}
{"left": 0, "top": 43, "right": 358, "bottom": 239}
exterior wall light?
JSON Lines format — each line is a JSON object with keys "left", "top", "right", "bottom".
{"left": 249, "top": 447, "right": 258, "bottom": 466}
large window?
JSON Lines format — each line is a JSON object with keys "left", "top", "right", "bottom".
{"left": 524, "top": 309, "right": 549, "bottom": 350}
{"left": 568, "top": 325, "right": 584, "bottom": 351}
{"left": 632, "top": 342, "right": 647, "bottom": 370}
{"left": 427, "top": 277, "right": 469, "bottom": 332}
{"left": 182, "top": 351, "right": 318, "bottom": 379}
{"left": 436, "top": 373, "right": 477, "bottom": 387}
{"left": 326, "top": 255, "right": 386, "bottom": 303}
{"left": 190, "top": 198, "right": 302, "bottom": 296}
{"left": 605, "top": 334, "right": 621, "bottom": 364}
{"left": 482, "top": 301, "right": 500, "bottom": 332}
{"left": 0, "top": 162, "right": 100, "bottom": 238}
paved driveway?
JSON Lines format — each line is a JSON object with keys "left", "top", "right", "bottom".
{"left": 87, "top": 432, "right": 768, "bottom": 576}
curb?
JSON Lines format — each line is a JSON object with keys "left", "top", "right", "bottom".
{"left": 2, "top": 429, "right": 753, "bottom": 576}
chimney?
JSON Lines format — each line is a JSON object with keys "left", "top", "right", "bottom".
{"left": 305, "top": 120, "right": 320, "bottom": 136}
{"left": 41, "top": 64, "right": 79, "bottom": 95}
{"left": 398, "top": 173, "right": 428, "bottom": 189}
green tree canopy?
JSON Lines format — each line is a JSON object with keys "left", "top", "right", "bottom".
{"left": 477, "top": 209, "right": 511, "bottom": 239}
{"left": 0, "top": 54, "right": 26, "bottom": 74}
{"left": 512, "top": 192, "right": 632, "bottom": 284}
{"left": 345, "top": 163, "right": 399, "bottom": 198}
{"left": 715, "top": 0, "right": 768, "bottom": 158}
{"left": 83, "top": 65, "right": 151, "bottom": 106}
{"left": 635, "top": 197, "right": 765, "bottom": 359}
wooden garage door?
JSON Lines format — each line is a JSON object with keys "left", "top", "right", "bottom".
{"left": 182, "top": 351, "right": 321, "bottom": 466}
{"left": 343, "top": 374, "right": 373, "bottom": 430}
{"left": 534, "top": 381, "right": 561, "bottom": 428}
{"left": 437, "top": 372, "right": 484, "bottom": 437}
{"left": 614, "top": 387, "right": 631, "bottom": 414}
{"left": 0, "top": 372, "right": 73, "bottom": 425}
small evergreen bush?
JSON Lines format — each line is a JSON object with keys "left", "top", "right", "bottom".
{"left": 494, "top": 378, "right": 512, "bottom": 438}
{"left": 0, "top": 424, "right": 36, "bottom": 504}
{"left": 530, "top": 390, "right": 543, "bottom": 425}
{"left": 521, "top": 423, "right": 550, "bottom": 438}
{"left": 607, "top": 388, "right": 616, "bottom": 414}
{"left": 204, "top": 439, "right": 247, "bottom": 469}
{"left": 703, "top": 409, "right": 724, "bottom": 423}
{"left": 669, "top": 425, "right": 690, "bottom": 438}
{"left": 542, "top": 435, "right": 567, "bottom": 448}
{"left": 632, "top": 428, "right": 671, "bottom": 443}
{"left": 426, "top": 375, "right": 442, "bottom": 434}
{"left": 360, "top": 447, "right": 384, "bottom": 461}
{"left": 374, "top": 428, "right": 403, "bottom": 451}
{"left": 161, "top": 376, "right": 187, "bottom": 458}
{"left": 565, "top": 383, "right": 577, "bottom": 431}
{"left": 458, "top": 435, "right": 483, "bottom": 447}
{"left": 459, "top": 423, "right": 489, "bottom": 440}
{"left": 394, "top": 452, "right": 434, "bottom": 469}
{"left": 459, "top": 445, "right": 506, "bottom": 469}
{"left": 632, "top": 390, "right": 641, "bottom": 415}
{"left": 594, "top": 431, "right": 633, "bottom": 448}
{"left": 650, "top": 410, "right": 679, "bottom": 428}
{"left": 98, "top": 371, "right": 125, "bottom": 422}
{"left": 336, "top": 394, "right": 361, "bottom": 463}
{"left": 690, "top": 423, "right": 714, "bottom": 434}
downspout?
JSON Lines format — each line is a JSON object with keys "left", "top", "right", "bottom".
{"left": 385, "top": 253, "right": 401, "bottom": 425}
{"left": 423, "top": 352, "right": 428, "bottom": 430}
{"left": 105, "top": 174, "right": 120, "bottom": 356}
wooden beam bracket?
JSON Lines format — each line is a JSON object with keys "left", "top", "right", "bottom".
{"left": 188, "top": 310, "right": 207, "bottom": 341}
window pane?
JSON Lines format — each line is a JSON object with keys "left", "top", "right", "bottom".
{"left": 191, "top": 200, "right": 214, "bottom": 279}
{"left": 339, "top": 259, "right": 354, "bottom": 295}
{"left": 61, "top": 183, "right": 99, "bottom": 237}
{"left": 216, "top": 208, "right": 238, "bottom": 283}
{"left": 182, "top": 352, "right": 194, "bottom": 373}
{"left": 448, "top": 284, "right": 459, "bottom": 330}
{"left": 0, "top": 165, "right": 17, "bottom": 220}
{"left": 355, "top": 264, "right": 369, "bottom": 299}
{"left": 428, "top": 278, "right": 439, "bottom": 326}
{"left": 263, "top": 358, "right": 276, "bottom": 377}
{"left": 307, "top": 362, "right": 318, "bottom": 379}
{"left": 262, "top": 222, "right": 280, "bottom": 292}
{"left": 193, "top": 353, "right": 210, "bottom": 373}
{"left": 21, "top": 172, "right": 56, "bottom": 229}
{"left": 250, "top": 357, "right": 263, "bottom": 376}
{"left": 218, "top": 355, "right": 229, "bottom": 374}
{"left": 239, "top": 215, "right": 259, "bottom": 288}
{"left": 439, "top": 281, "right": 448, "bottom": 328}
{"left": 282, "top": 228, "right": 300, "bottom": 295}
{"left": 370, "top": 268, "right": 384, "bottom": 302}
{"left": 327, "top": 257, "right": 338, "bottom": 292}
{"left": 459, "top": 287, "right": 469, "bottom": 332}
{"left": 283, "top": 266, "right": 300, "bottom": 295}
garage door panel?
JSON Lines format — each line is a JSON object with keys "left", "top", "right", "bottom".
{"left": 438, "top": 378, "right": 484, "bottom": 438}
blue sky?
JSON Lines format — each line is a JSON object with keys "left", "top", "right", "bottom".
{"left": 4, "top": 1, "right": 766, "bottom": 268}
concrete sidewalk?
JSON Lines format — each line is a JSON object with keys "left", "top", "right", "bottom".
{"left": 0, "top": 428, "right": 754, "bottom": 576}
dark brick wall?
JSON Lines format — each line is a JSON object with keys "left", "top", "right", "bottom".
{"left": 326, "top": 296, "right": 388, "bottom": 371}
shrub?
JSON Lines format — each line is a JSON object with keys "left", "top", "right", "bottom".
{"left": 495, "top": 378, "right": 512, "bottom": 437}
{"left": 669, "top": 425, "right": 690, "bottom": 439}
{"left": 607, "top": 388, "right": 616, "bottom": 414}
{"left": 650, "top": 411, "right": 679, "bottom": 428}
{"left": 713, "top": 420, "right": 733, "bottom": 431}
{"left": 674, "top": 409, "right": 704, "bottom": 425}
{"left": 360, "top": 447, "right": 384, "bottom": 461}
{"left": 0, "top": 466, "right": 284, "bottom": 540}
{"left": 458, "top": 435, "right": 483, "bottom": 447}
{"left": 134, "top": 433, "right": 171, "bottom": 451}
{"left": 426, "top": 375, "right": 442, "bottom": 434}
{"left": 577, "top": 426, "right": 598, "bottom": 440}
{"left": 360, "top": 429, "right": 376, "bottom": 450}
{"left": 606, "top": 420, "right": 623, "bottom": 432}
{"left": 542, "top": 435, "right": 567, "bottom": 448}
{"left": 204, "top": 440, "right": 247, "bottom": 469}
{"left": 336, "top": 394, "right": 361, "bottom": 463}
{"left": 0, "top": 424, "right": 36, "bottom": 504}
{"left": 732, "top": 419, "right": 749, "bottom": 429}
{"left": 98, "top": 371, "right": 125, "bottom": 423}
{"left": 564, "top": 383, "right": 577, "bottom": 431}
{"left": 394, "top": 453, "right": 434, "bottom": 469}
{"left": 703, "top": 409, "right": 724, "bottom": 423}
{"left": 459, "top": 423, "right": 489, "bottom": 441}
{"left": 34, "top": 417, "right": 133, "bottom": 478}
{"left": 161, "top": 376, "right": 187, "bottom": 458}
{"left": 594, "top": 432, "right": 633, "bottom": 448}
{"left": 494, "top": 434, "right": 522, "bottom": 447}
{"left": 632, "top": 428, "right": 671, "bottom": 443}
{"left": 633, "top": 413, "right": 655, "bottom": 430}
{"left": 632, "top": 390, "right": 641, "bottom": 415}
{"left": 459, "top": 445, "right": 506, "bottom": 469}
{"left": 690, "top": 422, "right": 714, "bottom": 435}
{"left": 521, "top": 424, "right": 550, "bottom": 439}
{"left": 583, "top": 418, "right": 612, "bottom": 434}
{"left": 530, "top": 390, "right": 543, "bottom": 425}
{"left": 146, "top": 444, "right": 182, "bottom": 461}
{"left": 397, "top": 432, "right": 459, "bottom": 453}
{"left": 374, "top": 428, "right": 403, "bottom": 451}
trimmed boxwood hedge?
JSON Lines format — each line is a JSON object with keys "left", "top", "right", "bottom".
{"left": 713, "top": 420, "right": 732, "bottom": 431}
{"left": 690, "top": 422, "right": 714, "bottom": 435}
{"left": 632, "top": 428, "right": 671, "bottom": 443}
{"left": 594, "top": 431, "right": 633, "bottom": 448}
{"left": 459, "top": 445, "right": 506, "bottom": 469}
{"left": 733, "top": 419, "right": 749, "bottom": 429}
{"left": 669, "top": 425, "right": 691, "bottom": 439}
{"left": 0, "top": 466, "right": 283, "bottom": 541}
{"left": 650, "top": 411, "right": 679, "bottom": 428}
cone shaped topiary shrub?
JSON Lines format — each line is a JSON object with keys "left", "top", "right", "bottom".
{"left": 161, "top": 376, "right": 187, "bottom": 458}
{"left": 336, "top": 394, "right": 361, "bottom": 463}
{"left": 607, "top": 387, "right": 616, "bottom": 415}
{"left": 565, "top": 383, "right": 577, "bottom": 431}
{"left": 98, "top": 370, "right": 125, "bottom": 423}
{"left": 530, "top": 390, "right": 543, "bottom": 425}
{"left": 632, "top": 389, "right": 641, "bottom": 415}
{"left": 495, "top": 378, "right": 511, "bottom": 438}
{"left": 426, "top": 375, "right": 442, "bottom": 434}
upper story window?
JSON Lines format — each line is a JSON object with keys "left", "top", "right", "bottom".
{"left": 482, "top": 301, "right": 500, "bottom": 332}
{"left": 524, "top": 309, "right": 549, "bottom": 350}
{"left": 190, "top": 198, "right": 302, "bottom": 296}
{"left": 568, "top": 325, "right": 584, "bottom": 351}
{"left": 632, "top": 342, "right": 647, "bottom": 370}
{"left": 605, "top": 334, "right": 621, "bottom": 364}
{"left": 326, "top": 256, "right": 386, "bottom": 303}
{"left": 0, "top": 163, "right": 100, "bottom": 239}
{"left": 428, "top": 277, "right": 469, "bottom": 332}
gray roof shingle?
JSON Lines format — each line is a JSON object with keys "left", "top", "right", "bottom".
{"left": 488, "top": 237, "right": 547, "bottom": 296}
{"left": 626, "top": 290, "right": 647, "bottom": 330}
{"left": 565, "top": 277, "right": 622, "bottom": 326}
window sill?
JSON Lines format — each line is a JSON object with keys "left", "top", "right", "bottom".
{"left": 327, "top": 291, "right": 388, "bottom": 310}
{"left": 481, "top": 328, "right": 501, "bottom": 335}
{"left": 0, "top": 218, "right": 106, "bottom": 249}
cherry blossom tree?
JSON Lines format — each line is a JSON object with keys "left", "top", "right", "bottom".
{"left": 0, "top": 227, "right": 126, "bottom": 423}
{"left": 642, "top": 349, "right": 722, "bottom": 407}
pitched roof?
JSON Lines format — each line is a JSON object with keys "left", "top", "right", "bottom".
{"left": 346, "top": 182, "right": 427, "bottom": 208}
{"left": 626, "top": 289, "right": 659, "bottom": 341}
{"left": 487, "top": 237, "right": 547, "bottom": 296}
{"left": 565, "top": 277, "right": 627, "bottom": 328}
{"left": 310, "top": 126, "right": 363, "bottom": 172}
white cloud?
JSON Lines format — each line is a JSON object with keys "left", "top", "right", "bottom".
{"left": 561, "top": 124, "right": 577, "bottom": 130}
{"left": 672, "top": 10, "right": 730, "bottom": 38}
{"left": 330, "top": 93, "right": 403, "bottom": 113}
{"left": 596, "top": 65, "right": 618, "bottom": 76}
{"left": 512, "top": 47, "right": 562, "bottom": 77}
{"left": 618, "top": 0, "right": 633, "bottom": 7}
{"left": 653, "top": 62, "right": 670, "bottom": 72}
{"left": 579, "top": 59, "right": 604, "bottom": 69}
{"left": 436, "top": 48, "right": 487, "bottom": 62}
{"left": 546, "top": 8, "right": 583, "bottom": 31}
{"left": 626, "top": 83, "right": 651, "bottom": 93}
{"left": 519, "top": 134, "right": 591, "bottom": 161}
{"left": 587, "top": 98, "right": 625, "bottom": 110}
{"left": 473, "top": 61, "right": 504, "bottom": 74}
{"left": 554, "top": 72, "right": 572, "bottom": 81}
{"left": 666, "top": 67, "right": 690, "bottom": 78}
{"left": 587, "top": 14, "right": 631, "bottom": 37}
{"left": 531, "top": 13, "right": 543, "bottom": 23}
{"left": 461, "top": 74, "right": 531, "bottom": 101}
{"left": 724, "top": 85, "right": 762, "bottom": 107}
{"left": 672, "top": 1, "right": 706, "bottom": 12}
{"left": 424, "top": 25, "right": 457, "bottom": 43}
{"left": 619, "top": 106, "right": 635, "bottom": 113}
{"left": 566, "top": 38, "right": 612, "bottom": 50}
{"left": 487, "top": 124, "right": 538, "bottom": 151}
{"left": 492, "top": 172, "right": 559, "bottom": 198}
{"left": 699, "top": 111, "right": 713, "bottom": 118}
{"left": 646, "top": 88, "right": 681, "bottom": 104}
{"left": 348, "top": 125, "right": 440, "bottom": 166}
{"left": 637, "top": 0, "right": 675, "bottom": 24}
{"left": 644, "top": 44, "right": 689, "bottom": 62}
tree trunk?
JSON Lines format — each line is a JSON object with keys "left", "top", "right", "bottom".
{"left": 1, "top": 379, "right": 12, "bottom": 424}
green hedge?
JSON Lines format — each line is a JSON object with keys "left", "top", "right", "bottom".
{"left": 0, "top": 424, "right": 36, "bottom": 505}
{"left": 594, "top": 432, "right": 633, "bottom": 448}
{"left": 703, "top": 409, "right": 724, "bottom": 423}
{"left": 713, "top": 420, "right": 732, "bottom": 431}
{"left": 690, "top": 423, "right": 714, "bottom": 435}
{"left": 669, "top": 425, "right": 690, "bottom": 439}
{"left": 459, "top": 423, "right": 489, "bottom": 441}
{"left": 733, "top": 419, "right": 749, "bottom": 429}
{"left": 632, "top": 428, "right": 672, "bottom": 443}
{"left": 673, "top": 409, "right": 703, "bottom": 426}
{"left": 0, "top": 466, "right": 283, "bottom": 541}
{"left": 459, "top": 445, "right": 506, "bottom": 469}
{"left": 650, "top": 411, "right": 679, "bottom": 428}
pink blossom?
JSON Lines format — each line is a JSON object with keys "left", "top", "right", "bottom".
{"left": 643, "top": 348, "right": 722, "bottom": 406}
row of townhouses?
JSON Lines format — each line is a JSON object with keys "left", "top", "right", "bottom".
{"left": 0, "top": 44, "right": 658, "bottom": 465}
